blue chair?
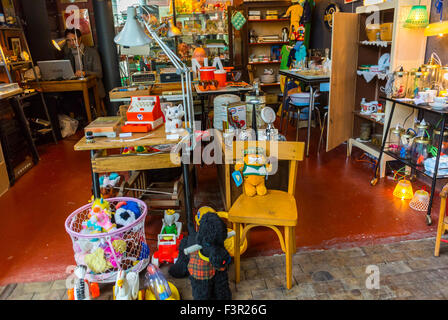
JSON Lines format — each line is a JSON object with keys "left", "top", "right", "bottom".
{"left": 315, "top": 82, "right": 330, "bottom": 153}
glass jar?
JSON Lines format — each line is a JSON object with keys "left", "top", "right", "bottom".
{"left": 411, "top": 137, "right": 430, "bottom": 166}
{"left": 389, "top": 127, "right": 405, "bottom": 154}
{"left": 398, "top": 132, "right": 415, "bottom": 160}
{"left": 359, "top": 122, "right": 372, "bottom": 141}
{"left": 422, "top": 64, "right": 440, "bottom": 90}
{"left": 415, "top": 121, "right": 430, "bottom": 138}
{"left": 407, "top": 68, "right": 427, "bottom": 98}
{"left": 392, "top": 69, "right": 408, "bottom": 98}
{"left": 432, "top": 129, "right": 448, "bottom": 155}
{"left": 439, "top": 66, "right": 448, "bottom": 96}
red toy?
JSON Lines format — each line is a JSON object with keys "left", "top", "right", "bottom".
{"left": 151, "top": 233, "right": 184, "bottom": 267}
{"left": 122, "top": 96, "right": 165, "bottom": 133}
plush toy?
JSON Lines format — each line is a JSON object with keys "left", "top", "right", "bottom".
{"left": 84, "top": 248, "right": 113, "bottom": 274}
{"left": 85, "top": 208, "right": 117, "bottom": 233}
{"left": 115, "top": 201, "right": 141, "bottom": 228}
{"left": 101, "top": 239, "right": 127, "bottom": 268}
{"left": 161, "top": 104, "right": 185, "bottom": 134}
{"left": 234, "top": 147, "right": 272, "bottom": 197}
{"left": 168, "top": 212, "right": 232, "bottom": 300}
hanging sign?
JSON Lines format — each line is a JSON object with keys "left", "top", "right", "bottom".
{"left": 323, "top": 3, "right": 340, "bottom": 30}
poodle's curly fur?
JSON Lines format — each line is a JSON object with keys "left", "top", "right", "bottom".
{"left": 169, "top": 212, "right": 232, "bottom": 300}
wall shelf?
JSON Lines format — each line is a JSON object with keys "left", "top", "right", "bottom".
{"left": 249, "top": 41, "right": 288, "bottom": 46}
{"left": 249, "top": 61, "right": 281, "bottom": 65}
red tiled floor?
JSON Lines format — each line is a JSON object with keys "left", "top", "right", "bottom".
{"left": 0, "top": 124, "right": 441, "bottom": 285}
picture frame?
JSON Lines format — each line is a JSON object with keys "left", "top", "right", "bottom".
{"left": 9, "top": 37, "right": 21, "bottom": 57}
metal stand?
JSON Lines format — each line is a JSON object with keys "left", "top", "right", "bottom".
{"left": 371, "top": 98, "right": 448, "bottom": 226}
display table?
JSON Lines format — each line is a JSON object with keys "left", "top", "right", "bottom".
{"left": 74, "top": 122, "right": 193, "bottom": 226}
{"left": 371, "top": 97, "right": 448, "bottom": 226}
{"left": 29, "top": 75, "right": 103, "bottom": 123}
{"left": 194, "top": 83, "right": 254, "bottom": 130}
{"left": 279, "top": 70, "right": 330, "bottom": 157}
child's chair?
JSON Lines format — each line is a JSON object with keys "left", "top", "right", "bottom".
{"left": 226, "top": 140, "right": 305, "bottom": 289}
{"left": 435, "top": 184, "right": 448, "bottom": 256}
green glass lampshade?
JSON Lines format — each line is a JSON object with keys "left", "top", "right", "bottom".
{"left": 403, "top": 5, "right": 429, "bottom": 28}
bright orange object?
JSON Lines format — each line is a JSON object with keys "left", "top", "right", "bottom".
{"left": 90, "top": 282, "right": 100, "bottom": 298}
{"left": 393, "top": 179, "right": 414, "bottom": 200}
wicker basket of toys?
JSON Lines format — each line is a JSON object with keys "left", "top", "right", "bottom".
{"left": 65, "top": 197, "right": 150, "bottom": 283}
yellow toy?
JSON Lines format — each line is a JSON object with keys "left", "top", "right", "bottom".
{"left": 138, "top": 264, "right": 180, "bottom": 300}
{"left": 195, "top": 206, "right": 247, "bottom": 256}
{"left": 234, "top": 147, "right": 272, "bottom": 197}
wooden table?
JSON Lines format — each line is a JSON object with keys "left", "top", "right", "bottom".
{"left": 29, "top": 75, "right": 102, "bottom": 123}
{"left": 194, "top": 83, "right": 254, "bottom": 130}
{"left": 74, "top": 122, "right": 194, "bottom": 231}
{"left": 109, "top": 83, "right": 183, "bottom": 103}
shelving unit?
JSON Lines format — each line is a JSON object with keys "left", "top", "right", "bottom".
{"left": 326, "top": 0, "right": 430, "bottom": 181}
{"left": 236, "top": 1, "right": 291, "bottom": 93}
{"left": 0, "top": 23, "right": 57, "bottom": 150}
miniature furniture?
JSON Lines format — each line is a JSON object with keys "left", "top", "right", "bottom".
{"left": 226, "top": 140, "right": 305, "bottom": 289}
{"left": 435, "top": 184, "right": 448, "bottom": 256}
{"left": 29, "top": 75, "right": 104, "bottom": 123}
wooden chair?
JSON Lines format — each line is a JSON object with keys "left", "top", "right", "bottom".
{"left": 435, "top": 184, "right": 448, "bottom": 256}
{"left": 226, "top": 140, "right": 305, "bottom": 289}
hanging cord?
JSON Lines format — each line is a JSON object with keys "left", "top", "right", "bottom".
{"left": 402, "top": 108, "right": 415, "bottom": 128}
{"left": 436, "top": 0, "right": 444, "bottom": 21}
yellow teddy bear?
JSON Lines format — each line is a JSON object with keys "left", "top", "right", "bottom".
{"left": 235, "top": 147, "right": 272, "bottom": 197}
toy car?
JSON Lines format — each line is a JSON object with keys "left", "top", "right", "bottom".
{"left": 151, "top": 233, "right": 184, "bottom": 267}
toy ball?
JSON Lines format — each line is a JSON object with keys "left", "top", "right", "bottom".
{"left": 115, "top": 201, "right": 141, "bottom": 228}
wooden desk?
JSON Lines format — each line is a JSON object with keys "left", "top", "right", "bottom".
{"left": 74, "top": 122, "right": 194, "bottom": 231}
{"left": 29, "top": 75, "right": 102, "bottom": 123}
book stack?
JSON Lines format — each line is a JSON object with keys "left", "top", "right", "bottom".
{"left": 248, "top": 10, "right": 261, "bottom": 20}
{"left": 266, "top": 10, "right": 278, "bottom": 20}
{"left": 84, "top": 117, "right": 122, "bottom": 138}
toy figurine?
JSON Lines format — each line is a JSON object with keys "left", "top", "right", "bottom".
{"left": 281, "top": 27, "right": 289, "bottom": 42}
{"left": 113, "top": 270, "right": 139, "bottom": 300}
{"left": 161, "top": 209, "right": 182, "bottom": 236}
{"left": 67, "top": 265, "right": 100, "bottom": 300}
{"left": 234, "top": 147, "right": 272, "bottom": 197}
{"left": 161, "top": 104, "right": 185, "bottom": 134}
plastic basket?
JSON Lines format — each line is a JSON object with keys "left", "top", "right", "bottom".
{"left": 65, "top": 197, "right": 149, "bottom": 283}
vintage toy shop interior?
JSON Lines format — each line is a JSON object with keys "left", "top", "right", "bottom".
{"left": 3, "top": 0, "right": 448, "bottom": 301}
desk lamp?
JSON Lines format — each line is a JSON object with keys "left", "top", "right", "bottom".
{"left": 114, "top": 6, "right": 195, "bottom": 138}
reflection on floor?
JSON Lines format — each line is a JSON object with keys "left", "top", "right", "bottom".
{"left": 0, "top": 123, "right": 441, "bottom": 285}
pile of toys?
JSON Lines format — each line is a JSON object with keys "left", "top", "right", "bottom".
{"left": 71, "top": 197, "right": 150, "bottom": 277}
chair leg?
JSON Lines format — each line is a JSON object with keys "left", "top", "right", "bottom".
{"left": 285, "top": 226, "right": 293, "bottom": 289}
{"left": 435, "top": 196, "right": 447, "bottom": 256}
{"left": 234, "top": 222, "right": 241, "bottom": 283}
{"left": 318, "top": 112, "right": 328, "bottom": 153}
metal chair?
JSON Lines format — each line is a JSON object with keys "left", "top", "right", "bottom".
{"left": 315, "top": 82, "right": 330, "bottom": 153}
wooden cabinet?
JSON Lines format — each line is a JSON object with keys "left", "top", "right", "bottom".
{"left": 327, "top": 0, "right": 429, "bottom": 177}
{"left": 231, "top": 1, "right": 291, "bottom": 90}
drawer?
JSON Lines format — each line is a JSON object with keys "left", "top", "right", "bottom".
{"left": 91, "top": 152, "right": 181, "bottom": 173}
